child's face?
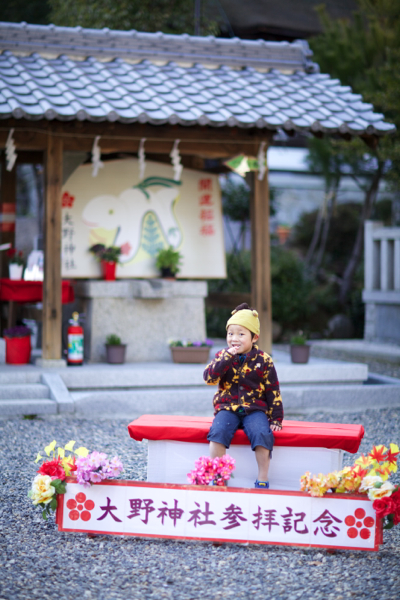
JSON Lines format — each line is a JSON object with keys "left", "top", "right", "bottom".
{"left": 226, "top": 324, "right": 258, "bottom": 354}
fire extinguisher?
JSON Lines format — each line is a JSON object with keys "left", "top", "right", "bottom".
{"left": 67, "top": 312, "right": 84, "bottom": 366}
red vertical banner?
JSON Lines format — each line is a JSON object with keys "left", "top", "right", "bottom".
{"left": 198, "top": 178, "right": 215, "bottom": 237}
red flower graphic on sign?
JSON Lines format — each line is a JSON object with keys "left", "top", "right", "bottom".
{"left": 120, "top": 242, "right": 132, "bottom": 255}
{"left": 345, "top": 507, "right": 374, "bottom": 540}
{"left": 62, "top": 192, "right": 75, "bottom": 208}
{"left": 66, "top": 492, "right": 95, "bottom": 522}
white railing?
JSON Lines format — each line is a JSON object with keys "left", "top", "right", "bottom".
{"left": 364, "top": 221, "right": 400, "bottom": 293}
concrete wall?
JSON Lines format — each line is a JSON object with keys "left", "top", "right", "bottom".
{"left": 76, "top": 279, "right": 208, "bottom": 363}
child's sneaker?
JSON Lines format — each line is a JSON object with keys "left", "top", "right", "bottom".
{"left": 255, "top": 480, "right": 269, "bottom": 489}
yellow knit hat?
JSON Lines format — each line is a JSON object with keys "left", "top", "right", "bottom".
{"left": 226, "top": 307, "right": 260, "bottom": 336}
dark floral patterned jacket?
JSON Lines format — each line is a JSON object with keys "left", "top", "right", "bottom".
{"left": 203, "top": 345, "right": 283, "bottom": 427}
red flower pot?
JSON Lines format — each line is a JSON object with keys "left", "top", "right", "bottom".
{"left": 101, "top": 260, "right": 117, "bottom": 281}
{"left": 5, "top": 335, "right": 31, "bottom": 364}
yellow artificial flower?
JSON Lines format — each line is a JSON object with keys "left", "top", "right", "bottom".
{"left": 354, "top": 454, "right": 373, "bottom": 469}
{"left": 74, "top": 446, "right": 89, "bottom": 457}
{"left": 368, "top": 481, "right": 395, "bottom": 501}
{"left": 44, "top": 440, "right": 57, "bottom": 457}
{"left": 300, "top": 472, "right": 311, "bottom": 492}
{"left": 30, "top": 475, "right": 55, "bottom": 505}
{"left": 61, "top": 456, "right": 75, "bottom": 476}
{"left": 64, "top": 440, "right": 76, "bottom": 452}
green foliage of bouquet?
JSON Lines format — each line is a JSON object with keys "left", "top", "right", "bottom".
{"left": 89, "top": 244, "right": 122, "bottom": 264}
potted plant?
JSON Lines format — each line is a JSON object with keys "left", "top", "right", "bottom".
{"left": 89, "top": 244, "right": 122, "bottom": 281}
{"left": 290, "top": 331, "right": 310, "bottom": 364}
{"left": 169, "top": 339, "right": 213, "bottom": 363}
{"left": 7, "top": 247, "right": 24, "bottom": 280}
{"left": 155, "top": 246, "right": 182, "bottom": 278}
{"left": 3, "top": 325, "right": 32, "bottom": 364}
{"left": 105, "top": 334, "right": 127, "bottom": 364}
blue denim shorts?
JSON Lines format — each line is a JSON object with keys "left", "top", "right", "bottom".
{"left": 207, "top": 410, "right": 274, "bottom": 452}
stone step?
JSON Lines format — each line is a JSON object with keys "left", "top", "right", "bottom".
{"left": 71, "top": 386, "right": 215, "bottom": 418}
{"left": 0, "top": 383, "right": 50, "bottom": 400}
{"left": 0, "top": 369, "right": 42, "bottom": 385}
{"left": 71, "top": 382, "right": 400, "bottom": 419}
{"left": 281, "top": 383, "right": 400, "bottom": 413}
{"left": 0, "top": 399, "right": 57, "bottom": 417}
{"left": 59, "top": 355, "right": 368, "bottom": 390}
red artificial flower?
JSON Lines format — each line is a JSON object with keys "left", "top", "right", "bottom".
{"left": 372, "top": 497, "right": 395, "bottom": 519}
{"left": 67, "top": 457, "right": 77, "bottom": 473}
{"left": 369, "top": 445, "right": 387, "bottom": 463}
{"left": 391, "top": 490, "right": 400, "bottom": 506}
{"left": 386, "top": 447, "right": 400, "bottom": 465}
{"left": 394, "top": 505, "right": 400, "bottom": 526}
{"left": 6, "top": 248, "right": 16, "bottom": 257}
{"left": 38, "top": 458, "right": 66, "bottom": 481}
{"left": 352, "top": 465, "right": 369, "bottom": 479}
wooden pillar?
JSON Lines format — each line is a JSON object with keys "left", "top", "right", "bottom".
{"left": 250, "top": 167, "right": 272, "bottom": 354}
{"left": 42, "top": 134, "right": 63, "bottom": 361}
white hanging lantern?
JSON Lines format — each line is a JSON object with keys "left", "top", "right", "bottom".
{"left": 170, "top": 139, "right": 182, "bottom": 182}
{"left": 91, "top": 136, "right": 104, "bottom": 177}
{"left": 138, "top": 138, "right": 146, "bottom": 181}
{"left": 6, "top": 129, "right": 17, "bottom": 172}
{"left": 257, "top": 142, "right": 267, "bottom": 181}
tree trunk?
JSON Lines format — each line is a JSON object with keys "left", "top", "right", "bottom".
{"left": 339, "top": 161, "right": 384, "bottom": 306}
{"left": 305, "top": 195, "right": 325, "bottom": 266}
{"left": 313, "top": 181, "right": 339, "bottom": 273}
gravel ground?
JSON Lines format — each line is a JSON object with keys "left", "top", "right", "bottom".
{"left": 1, "top": 410, "right": 399, "bottom": 600}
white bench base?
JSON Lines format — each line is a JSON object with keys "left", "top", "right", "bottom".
{"left": 147, "top": 440, "right": 343, "bottom": 490}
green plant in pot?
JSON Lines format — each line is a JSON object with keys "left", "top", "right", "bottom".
{"left": 290, "top": 331, "right": 310, "bottom": 364}
{"left": 89, "top": 244, "right": 122, "bottom": 281}
{"left": 155, "top": 246, "right": 182, "bottom": 278}
{"left": 105, "top": 333, "right": 127, "bottom": 364}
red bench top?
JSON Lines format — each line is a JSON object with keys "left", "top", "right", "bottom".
{"left": 128, "top": 415, "right": 364, "bottom": 454}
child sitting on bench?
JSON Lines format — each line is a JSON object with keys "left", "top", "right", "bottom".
{"left": 204, "top": 303, "right": 283, "bottom": 489}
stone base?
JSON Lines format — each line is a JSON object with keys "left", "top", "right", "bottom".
{"left": 364, "top": 301, "right": 400, "bottom": 345}
{"left": 76, "top": 279, "right": 208, "bottom": 363}
{"left": 35, "top": 358, "right": 67, "bottom": 368}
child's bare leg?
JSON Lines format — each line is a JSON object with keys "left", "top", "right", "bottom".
{"left": 209, "top": 441, "right": 226, "bottom": 458}
{"left": 255, "top": 446, "right": 271, "bottom": 481}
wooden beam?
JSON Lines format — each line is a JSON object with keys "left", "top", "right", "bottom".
{"left": 250, "top": 167, "right": 272, "bottom": 354}
{"left": 0, "top": 119, "right": 273, "bottom": 154}
{"left": 0, "top": 129, "right": 262, "bottom": 157}
{"left": 42, "top": 134, "right": 63, "bottom": 360}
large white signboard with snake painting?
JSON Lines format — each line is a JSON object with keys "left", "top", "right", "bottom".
{"left": 61, "top": 159, "right": 226, "bottom": 278}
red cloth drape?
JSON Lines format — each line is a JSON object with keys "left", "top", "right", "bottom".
{"left": 128, "top": 415, "right": 364, "bottom": 454}
{"left": 0, "top": 279, "right": 75, "bottom": 304}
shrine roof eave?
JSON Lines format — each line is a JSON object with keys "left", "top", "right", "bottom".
{"left": 0, "top": 22, "right": 395, "bottom": 139}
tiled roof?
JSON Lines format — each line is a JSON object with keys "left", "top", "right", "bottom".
{"left": 0, "top": 22, "right": 395, "bottom": 137}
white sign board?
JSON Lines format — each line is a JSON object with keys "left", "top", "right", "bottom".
{"left": 61, "top": 159, "right": 226, "bottom": 278}
{"left": 57, "top": 480, "right": 380, "bottom": 551}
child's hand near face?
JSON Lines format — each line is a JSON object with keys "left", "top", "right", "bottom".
{"left": 227, "top": 346, "right": 239, "bottom": 355}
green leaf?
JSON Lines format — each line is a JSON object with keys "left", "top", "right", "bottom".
{"left": 51, "top": 478, "right": 62, "bottom": 488}
{"left": 374, "top": 481, "right": 384, "bottom": 488}
{"left": 58, "top": 483, "right": 67, "bottom": 495}
{"left": 42, "top": 509, "right": 48, "bottom": 521}
{"left": 50, "top": 497, "right": 58, "bottom": 511}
